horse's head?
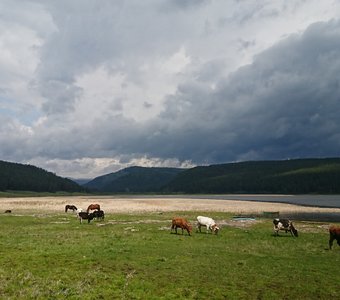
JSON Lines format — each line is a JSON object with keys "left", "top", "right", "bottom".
{"left": 292, "top": 226, "right": 298, "bottom": 237}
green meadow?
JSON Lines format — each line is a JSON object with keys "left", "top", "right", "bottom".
{"left": 0, "top": 211, "right": 339, "bottom": 299}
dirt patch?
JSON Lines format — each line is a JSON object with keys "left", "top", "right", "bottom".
{"left": 1, "top": 196, "right": 340, "bottom": 214}
{"left": 219, "top": 218, "right": 261, "bottom": 229}
{"left": 297, "top": 222, "right": 330, "bottom": 233}
{"left": 94, "top": 217, "right": 260, "bottom": 230}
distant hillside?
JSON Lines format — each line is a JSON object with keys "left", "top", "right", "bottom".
{"left": 8, "top": 157, "right": 339, "bottom": 194}
{"left": 0, "top": 160, "right": 84, "bottom": 193}
{"left": 164, "top": 158, "right": 340, "bottom": 194}
{"left": 84, "top": 166, "right": 185, "bottom": 192}
{"left": 70, "top": 178, "right": 92, "bottom": 185}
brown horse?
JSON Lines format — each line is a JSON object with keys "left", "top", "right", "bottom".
{"left": 87, "top": 204, "right": 101, "bottom": 213}
{"left": 65, "top": 205, "right": 78, "bottom": 212}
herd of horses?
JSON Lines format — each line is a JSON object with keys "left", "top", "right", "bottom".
{"left": 5, "top": 204, "right": 339, "bottom": 250}
{"left": 170, "top": 216, "right": 340, "bottom": 250}
{"left": 65, "top": 203, "right": 101, "bottom": 213}
{"left": 65, "top": 203, "right": 104, "bottom": 223}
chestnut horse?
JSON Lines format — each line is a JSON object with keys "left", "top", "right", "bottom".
{"left": 87, "top": 203, "right": 101, "bottom": 213}
{"left": 65, "top": 205, "right": 78, "bottom": 212}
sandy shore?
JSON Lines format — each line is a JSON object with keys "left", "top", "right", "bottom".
{"left": 1, "top": 196, "right": 340, "bottom": 214}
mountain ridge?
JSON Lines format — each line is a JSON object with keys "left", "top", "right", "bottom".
{"left": 85, "top": 158, "right": 340, "bottom": 194}
{"left": 2, "top": 158, "right": 340, "bottom": 194}
{"left": 0, "top": 160, "right": 84, "bottom": 193}
{"left": 84, "top": 166, "right": 185, "bottom": 192}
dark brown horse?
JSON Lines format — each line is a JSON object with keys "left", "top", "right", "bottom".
{"left": 329, "top": 225, "right": 340, "bottom": 249}
{"left": 87, "top": 203, "right": 101, "bottom": 213}
{"left": 65, "top": 205, "right": 78, "bottom": 212}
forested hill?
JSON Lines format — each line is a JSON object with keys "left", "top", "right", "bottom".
{"left": 164, "top": 158, "right": 340, "bottom": 194}
{"left": 3, "top": 158, "right": 340, "bottom": 194}
{"left": 84, "top": 158, "right": 340, "bottom": 194}
{"left": 84, "top": 166, "right": 185, "bottom": 192}
{"left": 0, "top": 160, "right": 84, "bottom": 193}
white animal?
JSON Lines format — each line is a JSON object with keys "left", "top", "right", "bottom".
{"left": 197, "top": 216, "right": 220, "bottom": 234}
{"left": 76, "top": 208, "right": 83, "bottom": 218}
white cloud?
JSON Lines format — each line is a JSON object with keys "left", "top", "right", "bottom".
{"left": 28, "top": 156, "right": 194, "bottom": 179}
{"left": 1, "top": 0, "right": 340, "bottom": 178}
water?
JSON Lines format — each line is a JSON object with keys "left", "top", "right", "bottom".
{"left": 142, "top": 194, "right": 340, "bottom": 222}
{"left": 278, "top": 212, "right": 340, "bottom": 222}
{"left": 187, "top": 195, "right": 340, "bottom": 222}
{"left": 135, "top": 194, "right": 340, "bottom": 208}
{"left": 178, "top": 194, "right": 340, "bottom": 208}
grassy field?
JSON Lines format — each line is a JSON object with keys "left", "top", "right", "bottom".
{"left": 0, "top": 211, "right": 339, "bottom": 300}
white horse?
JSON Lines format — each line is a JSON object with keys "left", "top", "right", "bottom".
{"left": 197, "top": 216, "right": 220, "bottom": 234}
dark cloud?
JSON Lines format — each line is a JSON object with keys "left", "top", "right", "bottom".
{"left": 24, "top": 19, "right": 340, "bottom": 170}
{"left": 139, "top": 20, "right": 340, "bottom": 164}
{"left": 2, "top": 1, "right": 340, "bottom": 178}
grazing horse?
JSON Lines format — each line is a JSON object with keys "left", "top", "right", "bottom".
{"left": 197, "top": 216, "right": 220, "bottom": 234}
{"left": 329, "top": 225, "right": 340, "bottom": 250}
{"left": 78, "top": 212, "right": 94, "bottom": 224}
{"left": 87, "top": 203, "right": 101, "bottom": 213}
{"left": 92, "top": 210, "right": 105, "bottom": 220}
{"left": 171, "top": 217, "right": 192, "bottom": 236}
{"left": 65, "top": 205, "right": 78, "bottom": 212}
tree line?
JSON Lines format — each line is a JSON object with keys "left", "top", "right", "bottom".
{"left": 2, "top": 158, "right": 340, "bottom": 194}
{"left": 0, "top": 160, "right": 84, "bottom": 193}
{"left": 164, "top": 158, "right": 340, "bottom": 194}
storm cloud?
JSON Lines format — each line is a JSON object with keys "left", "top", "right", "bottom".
{"left": 1, "top": 1, "right": 340, "bottom": 178}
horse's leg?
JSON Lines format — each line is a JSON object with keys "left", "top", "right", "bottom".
{"left": 273, "top": 226, "right": 279, "bottom": 236}
{"left": 329, "top": 235, "right": 335, "bottom": 249}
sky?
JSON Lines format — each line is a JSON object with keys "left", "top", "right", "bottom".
{"left": 1, "top": 0, "right": 340, "bottom": 179}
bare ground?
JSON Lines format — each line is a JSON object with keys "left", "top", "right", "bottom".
{"left": 1, "top": 195, "right": 340, "bottom": 215}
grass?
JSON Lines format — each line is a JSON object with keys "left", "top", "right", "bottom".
{"left": 0, "top": 211, "right": 339, "bottom": 299}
